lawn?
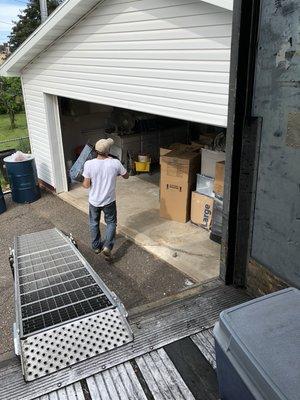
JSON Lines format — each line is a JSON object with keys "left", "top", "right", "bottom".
{"left": 0, "top": 113, "right": 30, "bottom": 189}
{"left": 0, "top": 113, "right": 29, "bottom": 151}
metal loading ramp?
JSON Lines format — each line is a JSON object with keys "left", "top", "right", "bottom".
{"left": 12, "top": 228, "right": 133, "bottom": 382}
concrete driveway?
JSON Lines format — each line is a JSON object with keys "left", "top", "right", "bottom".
{"left": 60, "top": 173, "right": 220, "bottom": 282}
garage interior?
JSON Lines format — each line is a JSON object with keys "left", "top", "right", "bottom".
{"left": 57, "top": 97, "right": 226, "bottom": 283}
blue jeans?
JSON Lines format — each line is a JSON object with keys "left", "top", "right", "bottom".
{"left": 89, "top": 201, "right": 117, "bottom": 250}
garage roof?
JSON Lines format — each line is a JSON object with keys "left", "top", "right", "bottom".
{"left": 0, "top": 0, "right": 233, "bottom": 77}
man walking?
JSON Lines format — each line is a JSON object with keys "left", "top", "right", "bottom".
{"left": 82, "top": 138, "right": 129, "bottom": 260}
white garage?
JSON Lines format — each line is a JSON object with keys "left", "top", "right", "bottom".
{"left": 1, "top": 0, "right": 232, "bottom": 192}
{"left": 1, "top": 0, "right": 233, "bottom": 283}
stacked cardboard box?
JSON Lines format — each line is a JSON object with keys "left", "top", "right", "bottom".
{"left": 201, "top": 149, "right": 225, "bottom": 178}
{"left": 190, "top": 191, "right": 214, "bottom": 229}
{"left": 191, "top": 157, "right": 225, "bottom": 236}
{"left": 214, "top": 161, "right": 225, "bottom": 198}
{"left": 160, "top": 149, "right": 201, "bottom": 223}
{"left": 159, "top": 143, "right": 226, "bottom": 229}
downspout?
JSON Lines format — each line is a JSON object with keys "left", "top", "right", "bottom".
{"left": 39, "top": 0, "right": 48, "bottom": 23}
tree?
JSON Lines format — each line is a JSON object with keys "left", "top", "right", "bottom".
{"left": 0, "top": 77, "right": 23, "bottom": 129}
{"left": 9, "top": 0, "right": 63, "bottom": 53}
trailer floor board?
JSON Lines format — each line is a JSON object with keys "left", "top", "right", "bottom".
{"left": 0, "top": 285, "right": 249, "bottom": 400}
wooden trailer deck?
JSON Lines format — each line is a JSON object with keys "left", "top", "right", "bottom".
{"left": 0, "top": 285, "right": 250, "bottom": 400}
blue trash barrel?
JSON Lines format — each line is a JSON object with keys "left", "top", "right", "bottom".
{"left": 4, "top": 155, "right": 41, "bottom": 204}
{"left": 0, "top": 185, "right": 6, "bottom": 214}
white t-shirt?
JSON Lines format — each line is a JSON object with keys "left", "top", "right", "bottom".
{"left": 82, "top": 158, "right": 127, "bottom": 207}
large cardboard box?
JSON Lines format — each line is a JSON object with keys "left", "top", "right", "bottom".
{"left": 160, "top": 150, "right": 201, "bottom": 222}
{"left": 214, "top": 161, "right": 225, "bottom": 197}
{"left": 160, "top": 150, "right": 201, "bottom": 184}
{"left": 191, "top": 192, "right": 214, "bottom": 229}
{"left": 160, "top": 179, "right": 191, "bottom": 223}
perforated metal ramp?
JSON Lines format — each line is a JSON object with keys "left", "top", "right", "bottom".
{"left": 12, "top": 228, "right": 133, "bottom": 382}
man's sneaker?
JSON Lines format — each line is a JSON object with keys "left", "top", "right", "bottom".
{"left": 102, "top": 247, "right": 112, "bottom": 260}
{"left": 94, "top": 248, "right": 101, "bottom": 254}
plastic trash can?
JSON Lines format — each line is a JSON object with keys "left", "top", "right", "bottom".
{"left": 4, "top": 155, "right": 40, "bottom": 204}
{"left": 0, "top": 185, "right": 6, "bottom": 214}
{"left": 214, "top": 288, "right": 300, "bottom": 400}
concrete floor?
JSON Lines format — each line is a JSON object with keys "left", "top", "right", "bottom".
{"left": 0, "top": 191, "right": 194, "bottom": 360}
{"left": 59, "top": 172, "right": 220, "bottom": 282}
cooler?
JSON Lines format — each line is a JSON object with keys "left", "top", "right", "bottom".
{"left": 213, "top": 288, "right": 300, "bottom": 400}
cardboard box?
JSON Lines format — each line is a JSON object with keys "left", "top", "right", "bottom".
{"left": 160, "top": 150, "right": 201, "bottom": 222}
{"left": 169, "top": 142, "right": 203, "bottom": 153}
{"left": 160, "top": 150, "right": 201, "bottom": 185}
{"left": 191, "top": 192, "right": 214, "bottom": 229}
{"left": 214, "top": 161, "right": 225, "bottom": 197}
{"left": 160, "top": 147, "right": 172, "bottom": 157}
{"left": 160, "top": 179, "right": 191, "bottom": 223}
{"left": 201, "top": 149, "right": 225, "bottom": 178}
{"left": 169, "top": 143, "right": 190, "bottom": 152}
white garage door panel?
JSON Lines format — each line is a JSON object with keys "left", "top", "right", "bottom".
{"left": 22, "top": 0, "right": 232, "bottom": 189}
{"left": 26, "top": 85, "right": 228, "bottom": 127}
{"left": 24, "top": 79, "right": 228, "bottom": 116}
{"left": 24, "top": 72, "right": 229, "bottom": 96}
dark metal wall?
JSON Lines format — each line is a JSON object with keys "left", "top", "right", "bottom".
{"left": 220, "top": 0, "right": 261, "bottom": 286}
{"left": 251, "top": 0, "right": 300, "bottom": 287}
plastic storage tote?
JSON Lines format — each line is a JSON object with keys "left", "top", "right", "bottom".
{"left": 213, "top": 288, "right": 300, "bottom": 400}
{"left": 196, "top": 174, "right": 214, "bottom": 196}
{"left": 135, "top": 161, "right": 151, "bottom": 172}
{"left": 4, "top": 155, "right": 40, "bottom": 204}
{"left": 69, "top": 144, "right": 96, "bottom": 182}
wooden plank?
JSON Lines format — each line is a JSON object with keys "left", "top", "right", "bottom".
{"left": 0, "top": 286, "right": 249, "bottom": 400}
{"left": 164, "top": 337, "right": 219, "bottom": 400}
{"left": 35, "top": 382, "right": 85, "bottom": 400}
{"left": 135, "top": 348, "right": 195, "bottom": 400}
{"left": 86, "top": 362, "right": 147, "bottom": 400}
{"left": 190, "top": 328, "right": 216, "bottom": 369}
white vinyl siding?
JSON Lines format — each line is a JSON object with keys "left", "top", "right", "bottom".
{"left": 21, "top": 0, "right": 232, "bottom": 188}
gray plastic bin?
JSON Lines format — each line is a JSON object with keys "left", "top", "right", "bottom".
{"left": 214, "top": 288, "right": 300, "bottom": 400}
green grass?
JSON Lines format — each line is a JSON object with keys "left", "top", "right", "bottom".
{"left": 0, "top": 113, "right": 30, "bottom": 189}
{"left": 0, "top": 113, "right": 29, "bottom": 151}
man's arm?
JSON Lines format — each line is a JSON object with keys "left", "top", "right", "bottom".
{"left": 118, "top": 161, "right": 129, "bottom": 179}
{"left": 82, "top": 161, "right": 91, "bottom": 188}
{"left": 121, "top": 172, "right": 129, "bottom": 179}
{"left": 82, "top": 177, "right": 91, "bottom": 188}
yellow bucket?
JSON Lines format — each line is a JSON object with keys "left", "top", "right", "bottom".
{"left": 134, "top": 161, "right": 151, "bottom": 172}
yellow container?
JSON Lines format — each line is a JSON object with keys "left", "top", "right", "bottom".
{"left": 134, "top": 161, "right": 151, "bottom": 172}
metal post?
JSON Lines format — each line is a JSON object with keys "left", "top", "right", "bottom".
{"left": 39, "top": 0, "right": 48, "bottom": 23}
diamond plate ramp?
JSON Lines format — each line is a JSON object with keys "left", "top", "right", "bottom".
{"left": 12, "top": 228, "right": 133, "bottom": 381}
